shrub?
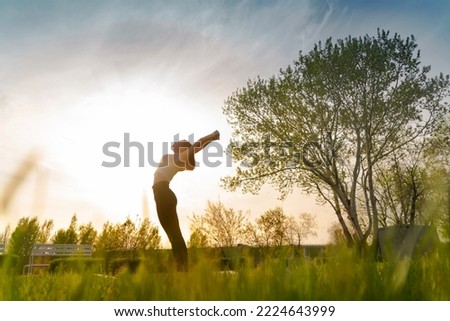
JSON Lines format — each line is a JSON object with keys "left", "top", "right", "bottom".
{"left": 0, "top": 254, "right": 19, "bottom": 274}
{"left": 49, "top": 257, "right": 103, "bottom": 274}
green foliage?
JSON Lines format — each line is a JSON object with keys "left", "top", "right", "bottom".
{"left": 0, "top": 254, "right": 19, "bottom": 274}
{"left": 190, "top": 201, "right": 248, "bottom": 247}
{"left": 49, "top": 257, "right": 103, "bottom": 274}
{"left": 78, "top": 222, "right": 98, "bottom": 245}
{"left": 0, "top": 225, "right": 11, "bottom": 244}
{"left": 245, "top": 207, "right": 318, "bottom": 247}
{"left": 8, "top": 217, "right": 40, "bottom": 256}
{"left": 135, "top": 217, "right": 161, "bottom": 250}
{"left": 38, "top": 220, "right": 54, "bottom": 243}
{"left": 190, "top": 203, "right": 318, "bottom": 249}
{"left": 8, "top": 217, "right": 43, "bottom": 270}
{"left": 222, "top": 29, "right": 450, "bottom": 246}
{"left": 188, "top": 227, "right": 209, "bottom": 248}
{"left": 424, "top": 116, "right": 450, "bottom": 240}
{"left": 375, "top": 142, "right": 429, "bottom": 226}
{"left": 52, "top": 214, "right": 79, "bottom": 244}
{"left": 327, "top": 222, "right": 348, "bottom": 245}
{"left": 254, "top": 207, "right": 288, "bottom": 247}
{"left": 2, "top": 246, "right": 450, "bottom": 300}
{"left": 95, "top": 216, "right": 161, "bottom": 255}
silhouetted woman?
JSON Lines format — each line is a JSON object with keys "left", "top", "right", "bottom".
{"left": 152, "top": 130, "right": 220, "bottom": 271}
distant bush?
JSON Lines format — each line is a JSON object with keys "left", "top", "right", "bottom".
{"left": 49, "top": 257, "right": 103, "bottom": 274}
{"left": 0, "top": 254, "right": 19, "bottom": 273}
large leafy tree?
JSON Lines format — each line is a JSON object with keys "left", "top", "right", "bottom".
{"left": 8, "top": 217, "right": 52, "bottom": 269}
{"left": 222, "top": 29, "right": 449, "bottom": 248}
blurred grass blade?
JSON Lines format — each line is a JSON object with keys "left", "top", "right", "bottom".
{"left": 1, "top": 153, "right": 38, "bottom": 213}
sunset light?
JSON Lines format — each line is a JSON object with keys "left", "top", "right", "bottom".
{"left": 1, "top": 2, "right": 450, "bottom": 308}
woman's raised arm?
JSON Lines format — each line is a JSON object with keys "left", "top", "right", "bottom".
{"left": 191, "top": 130, "right": 220, "bottom": 153}
{"left": 178, "top": 130, "right": 220, "bottom": 164}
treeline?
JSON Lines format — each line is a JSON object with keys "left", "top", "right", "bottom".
{"left": 0, "top": 214, "right": 161, "bottom": 270}
{"left": 188, "top": 201, "right": 318, "bottom": 249}
{"left": 0, "top": 200, "right": 320, "bottom": 270}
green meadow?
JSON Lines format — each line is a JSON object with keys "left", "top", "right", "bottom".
{"left": 1, "top": 245, "right": 450, "bottom": 301}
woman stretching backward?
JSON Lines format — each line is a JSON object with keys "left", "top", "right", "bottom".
{"left": 152, "top": 130, "right": 220, "bottom": 271}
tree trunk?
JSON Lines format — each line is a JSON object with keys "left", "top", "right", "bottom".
{"left": 333, "top": 191, "right": 355, "bottom": 246}
{"left": 409, "top": 179, "right": 418, "bottom": 225}
{"left": 367, "top": 155, "right": 380, "bottom": 259}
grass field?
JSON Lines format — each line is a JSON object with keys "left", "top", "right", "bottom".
{"left": 1, "top": 245, "right": 450, "bottom": 301}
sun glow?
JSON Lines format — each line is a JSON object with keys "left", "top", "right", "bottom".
{"left": 0, "top": 76, "right": 227, "bottom": 233}
{"left": 44, "top": 80, "right": 225, "bottom": 225}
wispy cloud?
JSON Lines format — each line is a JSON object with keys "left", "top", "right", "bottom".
{"left": 1, "top": 0, "right": 449, "bottom": 235}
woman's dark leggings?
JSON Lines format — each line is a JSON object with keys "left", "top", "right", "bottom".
{"left": 152, "top": 181, "right": 188, "bottom": 272}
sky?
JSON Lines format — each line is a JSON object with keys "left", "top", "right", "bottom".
{"left": 1, "top": 0, "right": 449, "bottom": 245}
